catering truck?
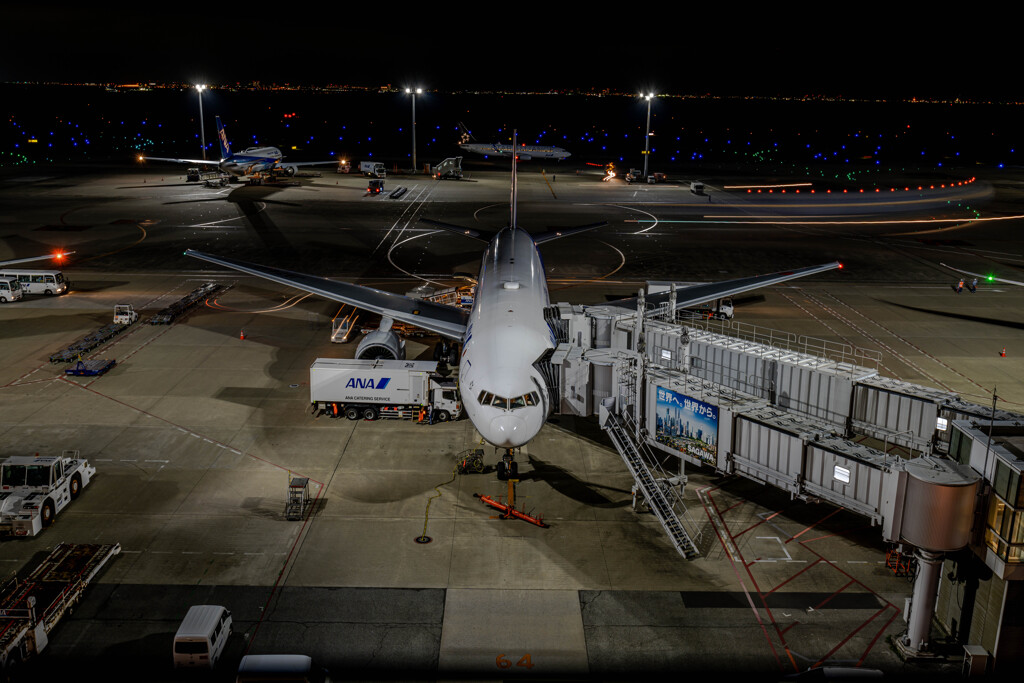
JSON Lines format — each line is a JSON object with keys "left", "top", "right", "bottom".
{"left": 359, "top": 161, "right": 386, "bottom": 178}
{"left": 310, "top": 358, "right": 461, "bottom": 422}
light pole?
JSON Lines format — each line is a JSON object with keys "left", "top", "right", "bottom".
{"left": 405, "top": 87, "right": 421, "bottom": 173}
{"left": 196, "top": 84, "right": 207, "bottom": 160}
{"left": 642, "top": 93, "right": 653, "bottom": 180}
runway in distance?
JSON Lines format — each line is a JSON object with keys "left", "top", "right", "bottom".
{"left": 458, "top": 123, "right": 570, "bottom": 161}
{"left": 186, "top": 134, "right": 839, "bottom": 475}
{"left": 140, "top": 116, "right": 339, "bottom": 179}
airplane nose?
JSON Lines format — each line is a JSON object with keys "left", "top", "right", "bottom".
{"left": 489, "top": 414, "right": 534, "bottom": 448}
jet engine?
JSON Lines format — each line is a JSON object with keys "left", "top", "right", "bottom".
{"left": 516, "top": 154, "right": 532, "bottom": 161}
{"left": 355, "top": 317, "right": 406, "bottom": 360}
{"left": 282, "top": 165, "right": 297, "bottom": 176}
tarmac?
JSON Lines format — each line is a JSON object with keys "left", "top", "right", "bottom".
{"left": 2, "top": 163, "right": 1022, "bottom": 680}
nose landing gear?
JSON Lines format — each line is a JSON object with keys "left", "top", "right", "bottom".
{"left": 495, "top": 448, "right": 519, "bottom": 480}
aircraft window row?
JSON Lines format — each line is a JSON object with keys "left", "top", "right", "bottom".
{"left": 477, "top": 391, "right": 541, "bottom": 410}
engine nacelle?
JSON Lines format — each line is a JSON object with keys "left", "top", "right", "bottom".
{"left": 516, "top": 154, "right": 533, "bottom": 161}
{"left": 356, "top": 317, "right": 406, "bottom": 360}
{"left": 282, "top": 165, "right": 297, "bottom": 176}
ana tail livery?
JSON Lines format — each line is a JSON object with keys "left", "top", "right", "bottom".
{"left": 187, "top": 132, "right": 839, "bottom": 472}
{"left": 141, "top": 117, "right": 338, "bottom": 178}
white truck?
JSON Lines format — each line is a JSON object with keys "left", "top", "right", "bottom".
{"left": 359, "top": 161, "right": 386, "bottom": 178}
{"left": 113, "top": 304, "right": 138, "bottom": 325}
{"left": 310, "top": 358, "right": 461, "bottom": 422}
{"left": 0, "top": 451, "right": 96, "bottom": 537}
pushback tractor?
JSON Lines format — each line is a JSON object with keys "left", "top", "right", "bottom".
{"left": 0, "top": 451, "right": 96, "bottom": 537}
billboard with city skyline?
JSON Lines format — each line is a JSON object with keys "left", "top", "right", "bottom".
{"left": 654, "top": 386, "right": 719, "bottom": 463}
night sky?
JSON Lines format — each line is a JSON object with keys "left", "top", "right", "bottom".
{"left": 2, "top": 7, "right": 1018, "bottom": 98}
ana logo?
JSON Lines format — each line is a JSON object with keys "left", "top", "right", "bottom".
{"left": 346, "top": 377, "right": 390, "bottom": 390}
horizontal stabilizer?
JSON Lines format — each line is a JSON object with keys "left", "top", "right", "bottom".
{"left": 417, "top": 218, "right": 488, "bottom": 242}
{"left": 533, "top": 222, "right": 607, "bottom": 244}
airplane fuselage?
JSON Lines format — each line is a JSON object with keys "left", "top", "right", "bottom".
{"left": 219, "top": 146, "right": 284, "bottom": 176}
{"left": 458, "top": 226, "right": 553, "bottom": 449}
{"left": 460, "top": 143, "right": 570, "bottom": 161}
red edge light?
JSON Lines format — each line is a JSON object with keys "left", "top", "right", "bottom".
{"left": 838, "top": 263, "right": 844, "bottom": 269}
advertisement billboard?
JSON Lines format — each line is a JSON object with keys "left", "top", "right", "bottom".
{"left": 654, "top": 386, "right": 719, "bottom": 463}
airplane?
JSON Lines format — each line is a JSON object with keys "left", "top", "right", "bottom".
{"left": 0, "top": 251, "right": 74, "bottom": 267}
{"left": 186, "top": 133, "right": 839, "bottom": 478}
{"left": 458, "top": 123, "right": 570, "bottom": 161}
{"left": 140, "top": 116, "right": 339, "bottom": 181}
{"left": 940, "top": 262, "right": 1024, "bottom": 288}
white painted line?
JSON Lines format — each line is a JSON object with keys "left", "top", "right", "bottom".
{"left": 213, "top": 552, "right": 234, "bottom": 556}
{"left": 243, "top": 552, "right": 265, "bottom": 556}
{"left": 119, "top": 459, "right": 137, "bottom": 462}
{"left": 181, "top": 551, "right": 201, "bottom": 555}
{"left": 144, "top": 460, "right": 170, "bottom": 463}
{"left": 121, "top": 550, "right": 142, "bottom": 554}
{"left": 150, "top": 551, "right": 173, "bottom": 554}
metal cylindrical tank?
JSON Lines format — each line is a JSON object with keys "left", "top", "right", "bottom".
{"left": 899, "top": 459, "right": 979, "bottom": 551}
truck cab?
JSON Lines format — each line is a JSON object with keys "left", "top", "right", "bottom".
{"left": 429, "top": 379, "right": 462, "bottom": 422}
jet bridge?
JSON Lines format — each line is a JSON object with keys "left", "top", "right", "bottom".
{"left": 547, "top": 298, "right": 1009, "bottom": 657}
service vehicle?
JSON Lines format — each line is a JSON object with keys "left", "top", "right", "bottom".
{"left": 173, "top": 604, "right": 233, "bottom": 669}
{"left": 0, "top": 451, "right": 97, "bottom": 537}
{"left": 0, "top": 269, "right": 68, "bottom": 296}
{"left": 336, "top": 159, "right": 351, "bottom": 174}
{"left": 310, "top": 358, "right": 461, "bottom": 422}
{"left": 690, "top": 181, "right": 705, "bottom": 194}
{"left": 359, "top": 161, "right": 386, "bottom": 178}
{"left": 367, "top": 178, "right": 384, "bottom": 194}
{"left": 0, "top": 276, "right": 23, "bottom": 303}
{"left": 0, "top": 543, "right": 120, "bottom": 671}
{"left": 236, "top": 654, "right": 331, "bottom": 683}
{"left": 625, "top": 168, "right": 644, "bottom": 183}
{"left": 113, "top": 303, "right": 138, "bottom": 325}
{"left": 186, "top": 167, "right": 202, "bottom": 182}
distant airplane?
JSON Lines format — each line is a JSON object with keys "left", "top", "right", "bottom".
{"left": 140, "top": 116, "right": 339, "bottom": 180}
{"left": 186, "top": 133, "right": 837, "bottom": 478}
{"left": 940, "top": 262, "right": 1024, "bottom": 288}
{"left": 458, "top": 122, "right": 570, "bottom": 161}
{"left": 0, "top": 251, "right": 74, "bottom": 268}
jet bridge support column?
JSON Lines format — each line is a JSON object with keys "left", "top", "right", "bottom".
{"left": 902, "top": 549, "right": 944, "bottom": 655}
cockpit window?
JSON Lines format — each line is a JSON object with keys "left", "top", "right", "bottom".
{"left": 477, "top": 391, "right": 541, "bottom": 411}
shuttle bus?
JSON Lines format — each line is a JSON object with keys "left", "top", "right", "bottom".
{"left": 0, "top": 269, "right": 68, "bottom": 296}
{"left": 0, "top": 277, "right": 23, "bottom": 303}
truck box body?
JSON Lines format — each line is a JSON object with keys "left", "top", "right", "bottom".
{"left": 311, "top": 359, "right": 436, "bottom": 405}
{"left": 359, "top": 161, "right": 386, "bottom": 178}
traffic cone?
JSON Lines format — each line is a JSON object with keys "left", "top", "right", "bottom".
{"left": 1000, "top": 347, "right": 1006, "bottom": 357}
{"left": 240, "top": 330, "right": 246, "bottom": 341}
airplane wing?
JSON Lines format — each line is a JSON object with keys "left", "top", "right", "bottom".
{"left": 283, "top": 160, "right": 343, "bottom": 167}
{"left": 603, "top": 261, "right": 842, "bottom": 312}
{"left": 185, "top": 250, "right": 469, "bottom": 339}
{"left": 141, "top": 156, "right": 220, "bottom": 166}
{"left": 0, "top": 251, "right": 75, "bottom": 267}
{"left": 939, "top": 263, "right": 1024, "bottom": 287}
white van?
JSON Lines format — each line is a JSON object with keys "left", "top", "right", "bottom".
{"left": 173, "top": 605, "right": 233, "bottom": 669}
{"left": 0, "top": 277, "right": 22, "bottom": 303}
{"left": 236, "top": 654, "right": 330, "bottom": 683}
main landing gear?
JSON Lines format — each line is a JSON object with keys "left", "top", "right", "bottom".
{"left": 495, "top": 448, "right": 519, "bottom": 480}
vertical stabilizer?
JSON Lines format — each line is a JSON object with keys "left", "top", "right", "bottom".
{"left": 216, "top": 116, "right": 231, "bottom": 159}
{"left": 511, "top": 130, "right": 518, "bottom": 228}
